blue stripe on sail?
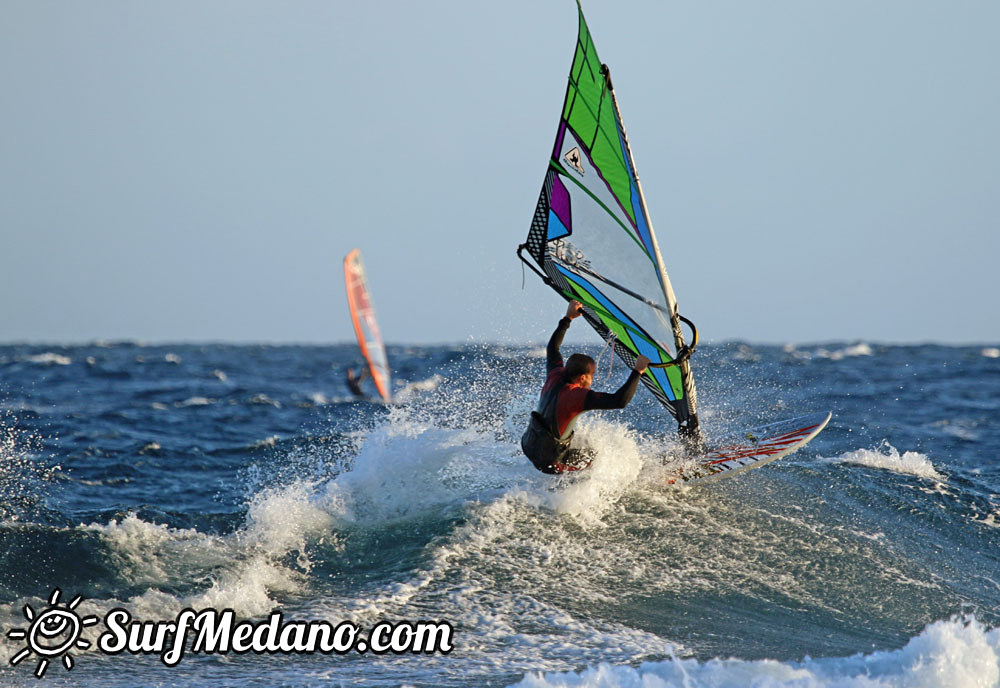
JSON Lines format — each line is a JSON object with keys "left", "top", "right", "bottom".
{"left": 555, "top": 265, "right": 677, "bottom": 401}
{"left": 633, "top": 340, "right": 675, "bottom": 401}
{"left": 615, "top": 125, "right": 658, "bottom": 280}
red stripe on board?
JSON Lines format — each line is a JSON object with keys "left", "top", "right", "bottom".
{"left": 701, "top": 423, "right": 821, "bottom": 465}
{"left": 705, "top": 437, "right": 803, "bottom": 461}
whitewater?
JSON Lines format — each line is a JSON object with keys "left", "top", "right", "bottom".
{"left": 0, "top": 341, "right": 997, "bottom": 687}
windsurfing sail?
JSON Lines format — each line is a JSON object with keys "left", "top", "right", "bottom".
{"left": 518, "top": 1, "right": 700, "bottom": 438}
{"left": 343, "top": 249, "right": 392, "bottom": 402}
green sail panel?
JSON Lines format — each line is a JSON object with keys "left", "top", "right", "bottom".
{"left": 563, "top": 11, "right": 634, "bottom": 228}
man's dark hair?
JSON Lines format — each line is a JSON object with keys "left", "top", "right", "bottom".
{"left": 564, "top": 353, "right": 596, "bottom": 382}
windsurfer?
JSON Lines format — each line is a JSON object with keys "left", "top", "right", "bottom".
{"left": 345, "top": 366, "right": 369, "bottom": 397}
{"left": 521, "top": 300, "right": 650, "bottom": 474}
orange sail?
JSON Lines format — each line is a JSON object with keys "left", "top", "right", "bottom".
{"left": 344, "top": 249, "right": 392, "bottom": 401}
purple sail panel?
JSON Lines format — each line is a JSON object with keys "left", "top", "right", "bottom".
{"left": 551, "top": 120, "right": 568, "bottom": 162}
{"left": 549, "top": 174, "right": 572, "bottom": 238}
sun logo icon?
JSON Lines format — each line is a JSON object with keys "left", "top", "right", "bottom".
{"left": 7, "top": 588, "right": 99, "bottom": 678}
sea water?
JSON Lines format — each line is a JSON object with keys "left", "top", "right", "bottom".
{"left": 0, "top": 341, "right": 997, "bottom": 687}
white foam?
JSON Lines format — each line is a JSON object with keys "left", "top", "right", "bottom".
{"left": 308, "top": 401, "right": 650, "bottom": 528}
{"left": 82, "top": 515, "right": 206, "bottom": 588}
{"left": 238, "top": 406, "right": 666, "bottom": 631}
{"left": 519, "top": 418, "right": 644, "bottom": 524}
{"left": 842, "top": 342, "right": 873, "bottom": 356}
{"left": 392, "top": 374, "right": 445, "bottom": 402}
{"left": 312, "top": 405, "right": 524, "bottom": 526}
{"left": 929, "top": 419, "right": 980, "bottom": 442}
{"left": 74, "top": 510, "right": 312, "bottom": 620}
{"left": 732, "top": 344, "right": 761, "bottom": 362}
{"left": 814, "top": 342, "right": 873, "bottom": 360}
{"left": 975, "top": 512, "right": 1000, "bottom": 530}
{"left": 174, "top": 396, "right": 215, "bottom": 407}
{"left": 243, "top": 481, "right": 337, "bottom": 557}
{"left": 512, "top": 616, "right": 1000, "bottom": 688}
{"left": 25, "top": 352, "right": 72, "bottom": 366}
{"left": 982, "top": 347, "right": 1000, "bottom": 359}
{"left": 526, "top": 346, "right": 547, "bottom": 359}
{"left": 309, "top": 392, "right": 331, "bottom": 405}
{"left": 828, "top": 442, "right": 944, "bottom": 481}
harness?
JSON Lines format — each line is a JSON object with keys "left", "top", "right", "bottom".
{"left": 521, "top": 377, "right": 591, "bottom": 474}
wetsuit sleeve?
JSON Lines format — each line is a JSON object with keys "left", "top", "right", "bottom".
{"left": 583, "top": 370, "right": 642, "bottom": 411}
{"left": 546, "top": 317, "right": 572, "bottom": 372}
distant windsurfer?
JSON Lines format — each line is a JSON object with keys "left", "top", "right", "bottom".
{"left": 521, "top": 300, "right": 650, "bottom": 474}
{"left": 345, "top": 366, "right": 369, "bottom": 398}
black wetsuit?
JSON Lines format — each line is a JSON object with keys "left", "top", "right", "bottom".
{"left": 346, "top": 370, "right": 364, "bottom": 397}
{"left": 521, "top": 317, "right": 642, "bottom": 474}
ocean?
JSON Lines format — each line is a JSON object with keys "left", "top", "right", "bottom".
{"left": 0, "top": 340, "right": 998, "bottom": 687}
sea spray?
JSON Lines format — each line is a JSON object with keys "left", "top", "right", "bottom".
{"left": 0, "top": 413, "right": 57, "bottom": 523}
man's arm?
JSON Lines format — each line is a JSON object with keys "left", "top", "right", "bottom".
{"left": 583, "top": 355, "right": 650, "bottom": 410}
{"left": 546, "top": 300, "right": 584, "bottom": 372}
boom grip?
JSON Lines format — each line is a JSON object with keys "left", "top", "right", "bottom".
{"left": 648, "top": 314, "right": 698, "bottom": 368}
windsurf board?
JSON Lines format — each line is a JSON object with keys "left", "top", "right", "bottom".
{"left": 666, "top": 411, "right": 832, "bottom": 485}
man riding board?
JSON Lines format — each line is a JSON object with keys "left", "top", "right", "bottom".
{"left": 521, "top": 300, "right": 650, "bottom": 473}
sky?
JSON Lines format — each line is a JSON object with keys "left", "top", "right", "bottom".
{"left": 1, "top": 1, "right": 998, "bottom": 346}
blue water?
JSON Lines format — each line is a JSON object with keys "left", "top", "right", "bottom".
{"left": 1, "top": 341, "right": 999, "bottom": 687}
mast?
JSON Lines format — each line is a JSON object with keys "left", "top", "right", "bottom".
{"left": 600, "top": 64, "right": 700, "bottom": 440}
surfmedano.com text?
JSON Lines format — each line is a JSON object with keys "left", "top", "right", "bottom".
{"left": 99, "top": 608, "right": 454, "bottom": 666}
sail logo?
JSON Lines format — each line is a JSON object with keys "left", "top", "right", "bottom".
{"left": 564, "top": 147, "right": 585, "bottom": 176}
{"left": 550, "top": 239, "right": 588, "bottom": 268}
